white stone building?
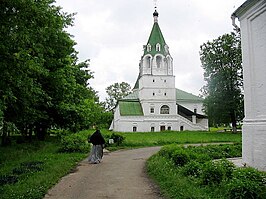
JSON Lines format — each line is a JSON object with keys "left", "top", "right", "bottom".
{"left": 232, "top": 0, "right": 266, "bottom": 171}
{"left": 110, "top": 10, "right": 208, "bottom": 132}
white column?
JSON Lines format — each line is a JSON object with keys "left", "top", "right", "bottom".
{"left": 239, "top": 1, "right": 266, "bottom": 171}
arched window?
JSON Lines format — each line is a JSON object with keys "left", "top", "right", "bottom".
{"left": 145, "top": 56, "right": 151, "bottom": 68}
{"left": 156, "top": 43, "right": 161, "bottom": 51}
{"left": 160, "top": 105, "right": 169, "bottom": 114}
{"left": 156, "top": 56, "right": 162, "bottom": 68}
{"left": 147, "top": 44, "right": 152, "bottom": 52}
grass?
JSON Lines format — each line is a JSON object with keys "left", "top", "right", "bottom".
{"left": 0, "top": 129, "right": 242, "bottom": 198}
{"left": 0, "top": 137, "right": 88, "bottom": 199}
{"left": 120, "top": 131, "right": 241, "bottom": 147}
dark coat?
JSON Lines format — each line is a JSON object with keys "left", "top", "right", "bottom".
{"left": 89, "top": 130, "right": 105, "bottom": 145}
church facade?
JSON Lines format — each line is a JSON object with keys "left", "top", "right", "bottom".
{"left": 110, "top": 10, "right": 208, "bottom": 132}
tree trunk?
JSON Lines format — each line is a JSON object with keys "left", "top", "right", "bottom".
{"left": 1, "top": 121, "right": 10, "bottom": 146}
{"left": 230, "top": 111, "right": 237, "bottom": 133}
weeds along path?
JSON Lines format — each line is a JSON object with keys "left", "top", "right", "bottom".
{"left": 44, "top": 147, "right": 163, "bottom": 199}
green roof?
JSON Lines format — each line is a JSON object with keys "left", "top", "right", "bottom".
{"left": 122, "top": 90, "right": 139, "bottom": 100}
{"left": 119, "top": 101, "right": 143, "bottom": 116}
{"left": 143, "top": 22, "right": 168, "bottom": 56}
{"left": 121, "top": 89, "right": 203, "bottom": 102}
{"left": 176, "top": 88, "right": 203, "bottom": 102}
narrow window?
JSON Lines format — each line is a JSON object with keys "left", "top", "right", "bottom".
{"left": 156, "top": 56, "right": 162, "bottom": 68}
{"left": 164, "top": 93, "right": 166, "bottom": 96}
{"left": 150, "top": 107, "right": 154, "bottom": 113}
{"left": 151, "top": 127, "right": 155, "bottom": 132}
{"left": 153, "top": 92, "right": 155, "bottom": 96}
{"left": 133, "top": 126, "right": 137, "bottom": 132}
{"left": 145, "top": 57, "right": 151, "bottom": 68}
{"left": 147, "top": 44, "right": 151, "bottom": 52}
{"left": 164, "top": 80, "right": 166, "bottom": 83}
{"left": 153, "top": 79, "right": 155, "bottom": 82}
{"left": 160, "top": 105, "right": 169, "bottom": 114}
{"left": 156, "top": 43, "right": 161, "bottom": 51}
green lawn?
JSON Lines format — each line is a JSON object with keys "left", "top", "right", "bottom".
{"left": 0, "top": 137, "right": 87, "bottom": 199}
{"left": 122, "top": 131, "right": 241, "bottom": 146}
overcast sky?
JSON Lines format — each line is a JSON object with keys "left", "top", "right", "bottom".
{"left": 56, "top": 0, "right": 245, "bottom": 101}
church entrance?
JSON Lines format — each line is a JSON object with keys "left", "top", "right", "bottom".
{"left": 160, "top": 126, "right": 165, "bottom": 131}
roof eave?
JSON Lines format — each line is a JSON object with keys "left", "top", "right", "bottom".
{"left": 232, "top": 0, "right": 260, "bottom": 18}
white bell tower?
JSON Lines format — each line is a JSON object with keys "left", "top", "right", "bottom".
{"left": 136, "top": 8, "right": 177, "bottom": 116}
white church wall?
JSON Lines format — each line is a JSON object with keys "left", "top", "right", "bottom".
{"left": 237, "top": 0, "right": 266, "bottom": 171}
{"left": 141, "top": 101, "right": 177, "bottom": 116}
{"left": 112, "top": 114, "right": 208, "bottom": 132}
{"left": 139, "top": 75, "right": 175, "bottom": 89}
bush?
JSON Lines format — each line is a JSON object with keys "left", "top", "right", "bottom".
{"left": 181, "top": 160, "right": 202, "bottom": 178}
{"left": 110, "top": 133, "right": 125, "bottom": 146}
{"left": 105, "top": 133, "right": 125, "bottom": 146}
{"left": 172, "top": 149, "right": 190, "bottom": 167}
{"left": 201, "top": 161, "right": 225, "bottom": 185}
{"left": 60, "top": 133, "right": 90, "bottom": 153}
{"left": 218, "top": 158, "right": 235, "bottom": 179}
{"left": 227, "top": 168, "right": 266, "bottom": 199}
{"left": 158, "top": 144, "right": 180, "bottom": 159}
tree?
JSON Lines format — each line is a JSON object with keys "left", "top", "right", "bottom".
{"left": 0, "top": 0, "right": 100, "bottom": 143}
{"left": 200, "top": 32, "right": 243, "bottom": 132}
{"left": 105, "top": 82, "right": 132, "bottom": 111}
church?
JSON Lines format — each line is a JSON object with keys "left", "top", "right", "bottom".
{"left": 110, "top": 9, "right": 208, "bottom": 132}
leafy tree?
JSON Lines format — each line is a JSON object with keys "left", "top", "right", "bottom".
{"left": 200, "top": 32, "right": 243, "bottom": 132}
{"left": 0, "top": 0, "right": 100, "bottom": 144}
{"left": 104, "top": 82, "right": 132, "bottom": 111}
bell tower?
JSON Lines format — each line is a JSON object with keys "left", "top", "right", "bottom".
{"left": 139, "top": 9, "right": 173, "bottom": 76}
{"left": 137, "top": 7, "right": 177, "bottom": 116}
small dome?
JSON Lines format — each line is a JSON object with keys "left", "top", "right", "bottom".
{"left": 153, "top": 10, "right": 159, "bottom": 17}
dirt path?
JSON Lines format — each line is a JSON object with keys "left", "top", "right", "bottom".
{"left": 44, "top": 147, "right": 163, "bottom": 199}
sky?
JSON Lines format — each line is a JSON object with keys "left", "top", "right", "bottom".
{"left": 55, "top": 0, "right": 245, "bottom": 101}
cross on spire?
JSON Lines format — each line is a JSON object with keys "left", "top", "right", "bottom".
{"left": 153, "top": 0, "right": 159, "bottom": 22}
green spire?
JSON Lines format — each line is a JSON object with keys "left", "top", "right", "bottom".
{"left": 143, "top": 11, "right": 169, "bottom": 56}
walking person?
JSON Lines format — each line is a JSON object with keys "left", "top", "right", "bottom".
{"left": 88, "top": 129, "right": 105, "bottom": 164}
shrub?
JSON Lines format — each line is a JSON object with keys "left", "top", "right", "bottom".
{"left": 109, "top": 133, "right": 125, "bottom": 146}
{"left": 60, "top": 133, "right": 90, "bottom": 153}
{"left": 227, "top": 168, "right": 266, "bottom": 199}
{"left": 217, "top": 158, "right": 235, "bottom": 179}
{"left": 172, "top": 149, "right": 190, "bottom": 167}
{"left": 104, "top": 133, "right": 125, "bottom": 147}
{"left": 201, "top": 161, "right": 225, "bottom": 185}
{"left": 158, "top": 144, "right": 182, "bottom": 159}
{"left": 181, "top": 160, "right": 202, "bottom": 178}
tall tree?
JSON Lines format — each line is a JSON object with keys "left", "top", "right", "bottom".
{"left": 200, "top": 32, "right": 243, "bottom": 132}
{"left": 0, "top": 0, "right": 99, "bottom": 143}
{"left": 105, "top": 82, "right": 132, "bottom": 111}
